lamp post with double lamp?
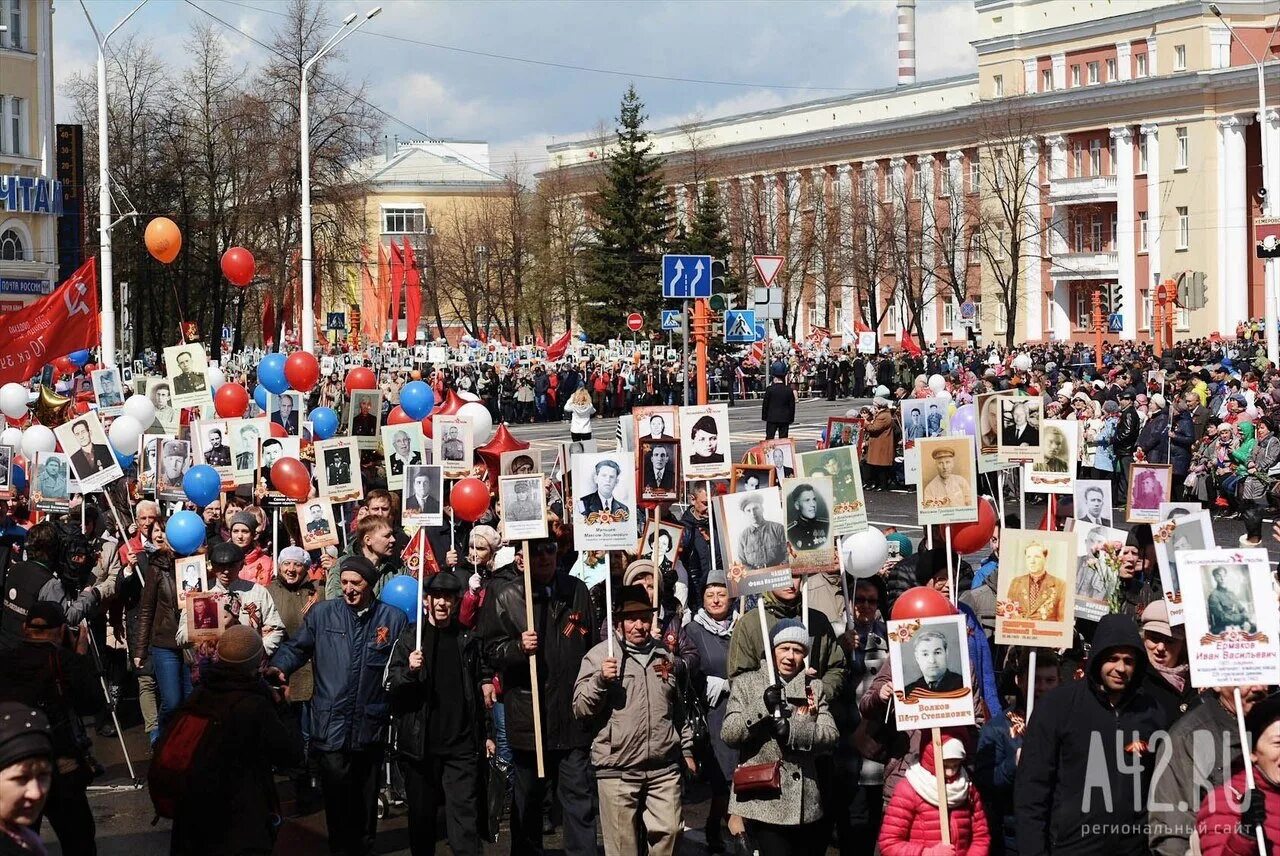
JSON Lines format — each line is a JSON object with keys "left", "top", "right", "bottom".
{"left": 1211, "top": 3, "right": 1279, "bottom": 366}
{"left": 79, "top": 0, "right": 150, "bottom": 368}
{"left": 300, "top": 6, "right": 382, "bottom": 352}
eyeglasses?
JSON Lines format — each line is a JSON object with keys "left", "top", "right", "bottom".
{"left": 854, "top": 597, "right": 878, "bottom": 606}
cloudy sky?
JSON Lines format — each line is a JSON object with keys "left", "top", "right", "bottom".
{"left": 54, "top": 0, "right": 980, "bottom": 175}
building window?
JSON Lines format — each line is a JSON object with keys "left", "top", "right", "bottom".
{"left": 1087, "top": 61, "right": 1100, "bottom": 84}
{"left": 1136, "top": 52, "right": 1148, "bottom": 77}
{"left": 1072, "top": 142, "right": 1083, "bottom": 176}
{"left": 1177, "top": 206, "right": 1190, "bottom": 249}
{"left": 911, "top": 167, "right": 924, "bottom": 200}
{"left": 1137, "top": 134, "right": 1148, "bottom": 173}
{"left": 382, "top": 207, "right": 426, "bottom": 234}
{"left": 993, "top": 301, "right": 1008, "bottom": 334}
{"left": 1142, "top": 290, "right": 1153, "bottom": 331}
{"left": 1176, "top": 305, "right": 1190, "bottom": 331}
{"left": 1110, "top": 213, "right": 1118, "bottom": 248}
{"left": 886, "top": 299, "right": 902, "bottom": 334}
{"left": 1109, "top": 137, "right": 1117, "bottom": 174}
{"left": 1174, "top": 44, "right": 1187, "bottom": 70}
{"left": 968, "top": 160, "right": 980, "bottom": 193}
{"left": 1139, "top": 212, "right": 1149, "bottom": 251}
{"left": 1075, "top": 290, "right": 1091, "bottom": 328}
{"left": 3, "top": 96, "right": 22, "bottom": 156}
{"left": 1074, "top": 222, "right": 1085, "bottom": 252}
{"left": 1089, "top": 139, "right": 1102, "bottom": 176}
{"left": 0, "top": 229, "right": 23, "bottom": 261}
{"left": 1041, "top": 68, "right": 1052, "bottom": 91}
{"left": 993, "top": 75, "right": 1004, "bottom": 98}
{"left": 943, "top": 301, "right": 956, "bottom": 333}
{"left": 2, "top": 0, "right": 23, "bottom": 50}
{"left": 1175, "top": 127, "right": 1188, "bottom": 169}
{"left": 1106, "top": 58, "right": 1117, "bottom": 81}
{"left": 1070, "top": 65, "right": 1081, "bottom": 87}
{"left": 1091, "top": 219, "right": 1103, "bottom": 252}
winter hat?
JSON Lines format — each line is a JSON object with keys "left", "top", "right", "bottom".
{"left": 770, "top": 618, "right": 811, "bottom": 653}
{"left": 1140, "top": 599, "right": 1177, "bottom": 638}
{"left": 919, "top": 732, "right": 968, "bottom": 775}
{"left": 216, "top": 624, "right": 264, "bottom": 671}
{"left": 0, "top": 703, "right": 52, "bottom": 770}
{"left": 469, "top": 525, "right": 501, "bottom": 553}
{"left": 704, "top": 568, "right": 728, "bottom": 589}
{"left": 277, "top": 545, "right": 310, "bottom": 566}
{"left": 339, "top": 555, "right": 380, "bottom": 587}
{"left": 886, "top": 532, "right": 914, "bottom": 558}
{"left": 623, "top": 559, "right": 656, "bottom": 587}
{"left": 1150, "top": 393, "right": 1167, "bottom": 410}
{"left": 614, "top": 584, "right": 657, "bottom": 619}
{"left": 208, "top": 541, "right": 243, "bottom": 566}
{"left": 230, "top": 511, "right": 258, "bottom": 532}
{"left": 1102, "top": 400, "right": 1120, "bottom": 414}
{"left": 1244, "top": 692, "right": 1280, "bottom": 749}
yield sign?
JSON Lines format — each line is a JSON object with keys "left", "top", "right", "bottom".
{"left": 752, "top": 255, "right": 784, "bottom": 287}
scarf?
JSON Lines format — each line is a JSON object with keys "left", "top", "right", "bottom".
{"left": 905, "top": 761, "right": 972, "bottom": 808}
{"left": 1152, "top": 660, "right": 1189, "bottom": 694}
{"left": 694, "top": 609, "right": 734, "bottom": 638}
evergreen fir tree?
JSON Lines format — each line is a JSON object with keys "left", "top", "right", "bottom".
{"left": 582, "top": 86, "right": 670, "bottom": 340}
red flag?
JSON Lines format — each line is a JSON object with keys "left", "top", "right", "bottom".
{"left": 0, "top": 258, "right": 99, "bottom": 385}
{"left": 403, "top": 241, "right": 422, "bottom": 344}
{"left": 359, "top": 247, "right": 382, "bottom": 344}
{"left": 535, "top": 332, "right": 546, "bottom": 348}
{"left": 263, "top": 292, "right": 276, "bottom": 347}
{"left": 544, "top": 329, "right": 572, "bottom": 361}
{"left": 377, "top": 243, "right": 392, "bottom": 343}
{"left": 901, "top": 329, "right": 922, "bottom": 357}
{"left": 854, "top": 317, "right": 871, "bottom": 334}
{"left": 389, "top": 241, "right": 405, "bottom": 343}
{"left": 400, "top": 526, "right": 440, "bottom": 579}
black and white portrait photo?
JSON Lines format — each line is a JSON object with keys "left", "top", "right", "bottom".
{"left": 402, "top": 464, "right": 443, "bottom": 527}
{"left": 1074, "top": 480, "right": 1112, "bottom": 527}
{"left": 315, "top": 438, "right": 362, "bottom": 503}
{"left": 433, "top": 415, "right": 474, "bottom": 479}
{"left": 679, "top": 404, "right": 730, "bottom": 480}
{"left": 53, "top": 412, "right": 123, "bottom": 493}
{"left": 886, "top": 613, "right": 974, "bottom": 730}
{"left": 782, "top": 477, "right": 837, "bottom": 574}
{"left": 499, "top": 474, "right": 548, "bottom": 541}
{"left": 90, "top": 368, "right": 125, "bottom": 414}
{"left": 571, "top": 452, "right": 636, "bottom": 551}
{"left": 382, "top": 423, "right": 426, "bottom": 491}
{"left": 162, "top": 343, "right": 213, "bottom": 409}
{"left": 639, "top": 439, "right": 679, "bottom": 502}
{"left": 997, "top": 397, "right": 1043, "bottom": 463}
{"left": 31, "top": 452, "right": 71, "bottom": 512}
{"left": 269, "top": 391, "right": 302, "bottom": 434}
{"left": 156, "top": 439, "right": 191, "bottom": 501}
{"left": 347, "top": 390, "right": 382, "bottom": 450}
{"left": 731, "top": 465, "right": 773, "bottom": 494}
{"left": 298, "top": 500, "right": 339, "bottom": 550}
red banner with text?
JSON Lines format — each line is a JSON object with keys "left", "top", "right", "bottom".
{"left": 0, "top": 258, "right": 99, "bottom": 385}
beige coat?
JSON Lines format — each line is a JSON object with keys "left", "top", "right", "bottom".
{"left": 864, "top": 409, "right": 897, "bottom": 467}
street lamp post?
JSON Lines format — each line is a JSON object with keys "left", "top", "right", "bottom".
{"left": 79, "top": 0, "right": 149, "bottom": 368}
{"left": 300, "top": 6, "right": 381, "bottom": 353}
{"left": 1212, "top": 3, "right": 1278, "bottom": 366}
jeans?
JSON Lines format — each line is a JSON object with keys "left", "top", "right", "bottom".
{"left": 492, "top": 701, "right": 512, "bottom": 770}
{"left": 150, "top": 645, "right": 191, "bottom": 740}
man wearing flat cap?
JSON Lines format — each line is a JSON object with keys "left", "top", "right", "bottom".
{"left": 922, "top": 445, "right": 972, "bottom": 507}
{"left": 736, "top": 493, "right": 787, "bottom": 569}
{"left": 176, "top": 541, "right": 284, "bottom": 653}
{"left": 387, "top": 571, "right": 490, "bottom": 855}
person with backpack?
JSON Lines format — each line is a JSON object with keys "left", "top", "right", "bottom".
{"left": 266, "top": 555, "right": 408, "bottom": 856}
{"left": 155, "top": 625, "right": 303, "bottom": 856}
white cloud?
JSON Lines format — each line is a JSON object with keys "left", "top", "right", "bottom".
{"left": 916, "top": 2, "right": 979, "bottom": 79}
{"left": 649, "top": 89, "right": 794, "bottom": 132}
{"left": 379, "top": 71, "right": 488, "bottom": 139}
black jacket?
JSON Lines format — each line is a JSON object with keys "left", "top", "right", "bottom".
{"left": 168, "top": 664, "right": 304, "bottom": 856}
{"left": 0, "top": 639, "right": 100, "bottom": 760}
{"left": 1113, "top": 407, "right": 1140, "bottom": 454}
{"left": 1141, "top": 666, "right": 1200, "bottom": 728}
{"left": 760, "top": 381, "right": 796, "bottom": 424}
{"left": 478, "top": 571, "right": 596, "bottom": 752}
{"left": 1015, "top": 614, "right": 1165, "bottom": 856}
{"left": 387, "top": 619, "right": 488, "bottom": 761}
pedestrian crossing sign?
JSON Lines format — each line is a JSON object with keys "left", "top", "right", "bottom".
{"left": 724, "top": 309, "right": 757, "bottom": 343}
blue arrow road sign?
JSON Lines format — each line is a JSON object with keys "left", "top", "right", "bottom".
{"left": 754, "top": 321, "right": 768, "bottom": 343}
{"left": 724, "top": 309, "right": 757, "bottom": 343}
{"left": 662, "top": 254, "right": 713, "bottom": 299}
{"left": 661, "top": 309, "right": 682, "bottom": 331}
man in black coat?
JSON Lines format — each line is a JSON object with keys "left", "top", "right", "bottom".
{"left": 1015, "top": 614, "right": 1165, "bottom": 855}
{"left": 760, "top": 364, "right": 796, "bottom": 439}
{"left": 478, "top": 536, "right": 598, "bottom": 855}
{"left": 1113, "top": 390, "right": 1140, "bottom": 504}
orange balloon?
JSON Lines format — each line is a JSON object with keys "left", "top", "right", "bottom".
{"left": 145, "top": 217, "right": 182, "bottom": 264}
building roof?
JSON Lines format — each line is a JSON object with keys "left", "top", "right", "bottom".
{"left": 350, "top": 140, "right": 506, "bottom": 190}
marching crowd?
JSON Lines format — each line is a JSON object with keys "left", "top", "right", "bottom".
{"left": 0, "top": 333, "right": 1278, "bottom": 856}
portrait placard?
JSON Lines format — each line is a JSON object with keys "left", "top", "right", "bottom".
{"left": 185, "top": 591, "right": 225, "bottom": 643}
{"left": 887, "top": 614, "right": 975, "bottom": 730}
{"left": 162, "top": 343, "right": 213, "bottom": 409}
{"left": 1073, "top": 523, "right": 1127, "bottom": 623}
{"left": 257, "top": 437, "right": 303, "bottom": 509}
{"left": 228, "top": 417, "right": 268, "bottom": 487}
{"left": 824, "top": 418, "right": 860, "bottom": 450}
{"left": 297, "top": 500, "right": 340, "bottom": 550}
{"left": 156, "top": 438, "right": 192, "bottom": 502}
{"left": 499, "top": 474, "right": 548, "bottom": 541}
{"left": 402, "top": 464, "right": 444, "bottom": 527}
{"left": 679, "top": 404, "right": 730, "bottom": 480}
{"left": 90, "top": 367, "right": 125, "bottom": 415}
{"left": 572, "top": 452, "right": 636, "bottom": 551}
{"left": 1074, "top": 480, "right": 1113, "bottom": 527}
{"left": 146, "top": 378, "right": 180, "bottom": 435}
{"left": 1178, "top": 548, "right": 1280, "bottom": 688}
{"left": 1023, "top": 419, "right": 1076, "bottom": 495}
{"left": 639, "top": 439, "right": 680, "bottom": 502}
{"left": 175, "top": 556, "right": 206, "bottom": 605}
{"left": 633, "top": 406, "right": 679, "bottom": 445}
{"left": 976, "top": 391, "right": 1013, "bottom": 474}
{"left": 30, "top": 452, "right": 70, "bottom": 513}
{"left": 752, "top": 439, "right": 797, "bottom": 483}
{"left": 637, "top": 519, "right": 684, "bottom": 572}
{"left": 781, "top": 476, "right": 838, "bottom": 574}
{"left": 1153, "top": 507, "right": 1215, "bottom": 627}
{"left": 797, "top": 446, "right": 867, "bottom": 535}
{"left": 381, "top": 423, "right": 426, "bottom": 491}
{"left": 714, "top": 487, "right": 792, "bottom": 598}
{"left": 995, "top": 528, "right": 1076, "bottom": 648}
{"left": 730, "top": 465, "right": 774, "bottom": 494}
{"left": 53, "top": 412, "right": 124, "bottom": 492}
{"left": 915, "top": 436, "right": 978, "bottom": 526}
{"left": 315, "top": 438, "right": 362, "bottom": 503}
{"left": 0, "top": 445, "right": 11, "bottom": 499}
{"left": 1126, "top": 463, "right": 1172, "bottom": 524}
{"left": 192, "top": 419, "right": 234, "bottom": 490}
{"left": 902, "top": 398, "right": 951, "bottom": 484}
{"left": 500, "top": 449, "right": 538, "bottom": 476}
{"left": 269, "top": 391, "right": 303, "bottom": 435}
{"left": 347, "top": 390, "right": 382, "bottom": 450}
{"left": 432, "top": 415, "right": 474, "bottom": 479}
{"left": 996, "top": 396, "right": 1043, "bottom": 464}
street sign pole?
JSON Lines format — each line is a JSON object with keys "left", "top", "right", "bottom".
{"left": 682, "top": 307, "right": 690, "bottom": 406}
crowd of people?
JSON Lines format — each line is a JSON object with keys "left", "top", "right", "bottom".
{"left": 0, "top": 332, "right": 1278, "bottom": 856}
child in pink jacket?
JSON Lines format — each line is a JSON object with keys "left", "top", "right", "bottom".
{"left": 879, "top": 732, "right": 990, "bottom": 856}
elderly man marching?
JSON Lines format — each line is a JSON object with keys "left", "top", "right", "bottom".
{"left": 573, "top": 584, "right": 696, "bottom": 856}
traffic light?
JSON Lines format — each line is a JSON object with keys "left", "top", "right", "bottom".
{"left": 1194, "top": 271, "right": 1208, "bottom": 309}
{"left": 1099, "top": 285, "right": 1112, "bottom": 315}
{"left": 711, "top": 259, "right": 727, "bottom": 292}
{"left": 1110, "top": 283, "right": 1123, "bottom": 318}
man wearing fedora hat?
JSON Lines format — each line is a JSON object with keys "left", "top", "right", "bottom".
{"left": 573, "top": 584, "right": 695, "bottom": 856}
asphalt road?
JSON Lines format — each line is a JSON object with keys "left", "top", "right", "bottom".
{"left": 57, "top": 395, "right": 1276, "bottom": 854}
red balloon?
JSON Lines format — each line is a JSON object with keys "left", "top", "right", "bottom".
{"left": 450, "top": 477, "right": 490, "bottom": 523}
{"left": 476, "top": 423, "right": 530, "bottom": 476}
{"left": 213, "top": 382, "right": 250, "bottom": 419}
{"left": 52, "top": 356, "right": 74, "bottom": 374}
{"left": 942, "top": 498, "right": 997, "bottom": 555}
{"left": 285, "top": 352, "right": 320, "bottom": 393}
{"left": 220, "top": 246, "right": 256, "bottom": 287}
{"left": 270, "top": 457, "right": 312, "bottom": 502}
{"left": 434, "top": 389, "right": 465, "bottom": 416}
{"left": 269, "top": 421, "right": 288, "bottom": 439}
{"left": 82, "top": 363, "right": 97, "bottom": 374}
{"left": 345, "top": 367, "right": 377, "bottom": 393}
{"left": 386, "top": 405, "right": 412, "bottom": 425}
{"left": 421, "top": 414, "right": 433, "bottom": 439}
{"left": 891, "top": 586, "right": 957, "bottom": 621}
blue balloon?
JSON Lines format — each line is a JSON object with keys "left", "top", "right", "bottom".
{"left": 182, "top": 464, "right": 222, "bottom": 507}
{"left": 258, "top": 353, "right": 289, "bottom": 394}
{"left": 311, "top": 406, "right": 339, "bottom": 440}
{"left": 400, "top": 381, "right": 434, "bottom": 420}
{"left": 468, "top": 339, "right": 481, "bottom": 350}
{"left": 114, "top": 449, "right": 136, "bottom": 469}
{"left": 253, "top": 383, "right": 269, "bottom": 413}
{"left": 165, "top": 510, "right": 206, "bottom": 556}
{"left": 577, "top": 332, "right": 588, "bottom": 342}
{"left": 11, "top": 463, "right": 26, "bottom": 491}
{"left": 379, "top": 574, "right": 419, "bottom": 623}
{"left": 68, "top": 349, "right": 92, "bottom": 367}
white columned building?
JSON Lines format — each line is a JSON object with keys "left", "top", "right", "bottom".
{"left": 1141, "top": 124, "right": 1161, "bottom": 292}
{"left": 1217, "top": 115, "right": 1251, "bottom": 334}
{"left": 837, "top": 164, "right": 855, "bottom": 338}
{"left": 1044, "top": 135, "right": 1071, "bottom": 340}
{"left": 1021, "top": 138, "right": 1042, "bottom": 339}
{"left": 1111, "top": 126, "right": 1136, "bottom": 340}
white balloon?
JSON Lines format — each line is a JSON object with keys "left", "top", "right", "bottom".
{"left": 122, "top": 393, "right": 156, "bottom": 427}
{"left": 840, "top": 527, "right": 889, "bottom": 579}
{"left": 927, "top": 374, "right": 945, "bottom": 394}
{"left": 456, "top": 390, "right": 481, "bottom": 403}
{"left": 0, "top": 383, "right": 28, "bottom": 419}
{"left": 1013, "top": 353, "right": 1033, "bottom": 372}
{"left": 458, "top": 401, "right": 493, "bottom": 446}
{"left": 206, "top": 365, "right": 226, "bottom": 392}
{"left": 0, "top": 426, "right": 21, "bottom": 448}
{"left": 20, "top": 425, "right": 56, "bottom": 458}
{"left": 937, "top": 389, "right": 953, "bottom": 401}
{"left": 107, "top": 415, "right": 143, "bottom": 455}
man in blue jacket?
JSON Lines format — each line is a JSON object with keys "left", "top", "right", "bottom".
{"left": 267, "top": 555, "right": 408, "bottom": 856}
